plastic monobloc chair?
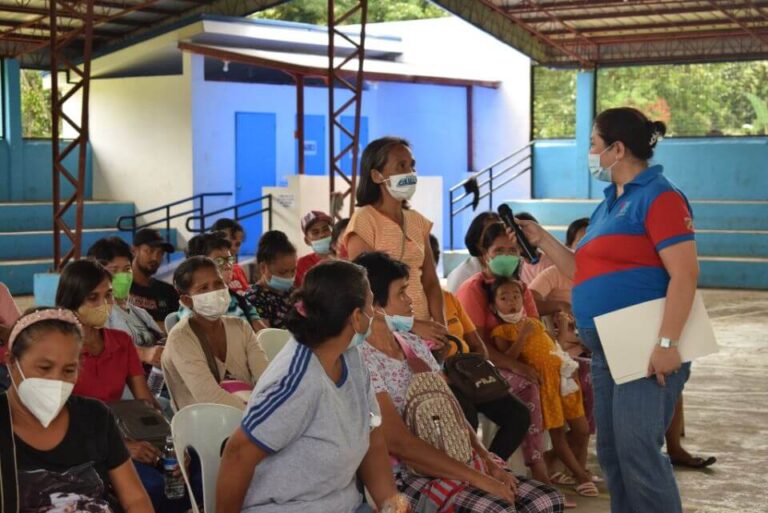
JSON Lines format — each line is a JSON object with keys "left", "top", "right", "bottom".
{"left": 256, "top": 328, "right": 291, "bottom": 361}
{"left": 170, "top": 403, "right": 243, "bottom": 513}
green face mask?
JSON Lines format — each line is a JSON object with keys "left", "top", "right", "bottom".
{"left": 488, "top": 255, "right": 521, "bottom": 278}
{"left": 112, "top": 272, "right": 133, "bottom": 300}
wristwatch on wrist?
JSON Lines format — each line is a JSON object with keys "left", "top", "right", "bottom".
{"left": 659, "top": 337, "right": 679, "bottom": 349}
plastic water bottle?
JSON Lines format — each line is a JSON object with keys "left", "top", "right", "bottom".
{"left": 163, "top": 435, "right": 186, "bottom": 500}
{"left": 148, "top": 367, "right": 165, "bottom": 397}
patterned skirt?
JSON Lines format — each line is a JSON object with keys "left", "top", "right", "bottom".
{"left": 394, "top": 454, "right": 564, "bottom": 513}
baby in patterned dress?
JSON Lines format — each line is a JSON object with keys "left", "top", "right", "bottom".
{"left": 489, "top": 278, "right": 598, "bottom": 497}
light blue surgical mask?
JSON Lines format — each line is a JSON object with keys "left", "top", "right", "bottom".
{"left": 310, "top": 236, "right": 332, "bottom": 255}
{"left": 349, "top": 312, "right": 372, "bottom": 349}
{"left": 384, "top": 313, "right": 414, "bottom": 333}
{"left": 268, "top": 275, "right": 294, "bottom": 292}
{"left": 588, "top": 143, "right": 619, "bottom": 182}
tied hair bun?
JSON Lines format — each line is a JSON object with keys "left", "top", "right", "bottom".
{"left": 648, "top": 120, "right": 667, "bottom": 148}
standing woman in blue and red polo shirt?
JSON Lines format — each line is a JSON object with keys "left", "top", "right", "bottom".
{"left": 517, "top": 107, "right": 697, "bottom": 513}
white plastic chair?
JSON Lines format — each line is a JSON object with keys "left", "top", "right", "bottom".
{"left": 165, "top": 312, "right": 180, "bottom": 333}
{"left": 256, "top": 328, "right": 291, "bottom": 361}
{"left": 171, "top": 403, "right": 242, "bottom": 513}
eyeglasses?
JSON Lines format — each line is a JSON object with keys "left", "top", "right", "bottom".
{"left": 212, "top": 256, "right": 236, "bottom": 268}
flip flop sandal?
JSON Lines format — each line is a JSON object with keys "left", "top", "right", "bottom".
{"left": 574, "top": 481, "right": 599, "bottom": 497}
{"left": 564, "top": 498, "right": 578, "bottom": 509}
{"left": 671, "top": 456, "right": 717, "bottom": 469}
{"left": 591, "top": 475, "right": 605, "bottom": 483}
{"left": 550, "top": 472, "right": 577, "bottom": 485}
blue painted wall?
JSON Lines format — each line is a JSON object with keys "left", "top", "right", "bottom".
{"left": 533, "top": 137, "right": 768, "bottom": 200}
{"left": 191, "top": 52, "right": 512, "bottom": 246}
{"left": 371, "top": 81, "right": 469, "bottom": 246}
{"left": 0, "top": 59, "right": 94, "bottom": 202}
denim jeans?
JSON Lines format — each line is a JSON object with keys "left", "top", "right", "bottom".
{"left": 579, "top": 327, "right": 690, "bottom": 513}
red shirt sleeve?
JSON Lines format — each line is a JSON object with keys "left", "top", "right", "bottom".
{"left": 645, "top": 190, "right": 695, "bottom": 251}
{"left": 107, "top": 329, "right": 145, "bottom": 377}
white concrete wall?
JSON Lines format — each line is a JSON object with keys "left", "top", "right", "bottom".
{"left": 89, "top": 55, "right": 193, "bottom": 244}
{"left": 264, "top": 174, "right": 443, "bottom": 260}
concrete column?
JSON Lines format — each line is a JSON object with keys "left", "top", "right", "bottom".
{"left": 2, "top": 59, "right": 23, "bottom": 200}
{"left": 575, "top": 69, "right": 596, "bottom": 199}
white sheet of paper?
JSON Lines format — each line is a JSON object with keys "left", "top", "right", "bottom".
{"left": 594, "top": 292, "right": 718, "bottom": 384}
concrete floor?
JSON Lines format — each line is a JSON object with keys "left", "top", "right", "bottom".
{"left": 15, "top": 290, "right": 768, "bottom": 511}
{"left": 560, "top": 289, "right": 768, "bottom": 512}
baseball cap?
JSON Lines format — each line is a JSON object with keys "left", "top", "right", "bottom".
{"left": 301, "top": 211, "right": 333, "bottom": 234}
{"left": 132, "top": 228, "right": 175, "bottom": 253}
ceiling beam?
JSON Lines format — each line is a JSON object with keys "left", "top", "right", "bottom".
{"left": 0, "top": 3, "right": 146, "bottom": 26}
{"left": 91, "top": 0, "right": 182, "bottom": 16}
{"left": 517, "top": 2, "right": 768, "bottom": 23}
{"left": 539, "top": 16, "right": 766, "bottom": 35}
{"left": 555, "top": 27, "right": 768, "bottom": 45}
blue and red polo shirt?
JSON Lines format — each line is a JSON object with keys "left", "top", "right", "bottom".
{"left": 572, "top": 164, "right": 695, "bottom": 328}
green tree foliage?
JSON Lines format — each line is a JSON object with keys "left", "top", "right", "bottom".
{"left": 532, "top": 66, "right": 577, "bottom": 139}
{"left": 534, "top": 61, "right": 768, "bottom": 138}
{"left": 253, "top": 0, "right": 446, "bottom": 25}
{"left": 21, "top": 69, "right": 53, "bottom": 139}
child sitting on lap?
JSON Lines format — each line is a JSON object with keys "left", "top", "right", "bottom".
{"left": 489, "top": 277, "right": 598, "bottom": 497}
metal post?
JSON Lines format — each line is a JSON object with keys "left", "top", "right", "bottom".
{"left": 50, "top": 0, "right": 95, "bottom": 271}
{"left": 449, "top": 189, "right": 454, "bottom": 250}
{"left": 327, "top": 0, "right": 368, "bottom": 219}
{"left": 268, "top": 194, "right": 273, "bottom": 230}
{"left": 199, "top": 194, "right": 206, "bottom": 233}
{"left": 489, "top": 167, "right": 494, "bottom": 212}
{"left": 466, "top": 85, "right": 474, "bottom": 172}
{"left": 296, "top": 74, "right": 305, "bottom": 175}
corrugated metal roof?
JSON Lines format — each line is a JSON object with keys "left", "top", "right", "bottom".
{"left": 3, "top": 0, "right": 768, "bottom": 67}
{"left": 0, "top": 0, "right": 288, "bottom": 66}
{"left": 432, "top": 0, "right": 768, "bottom": 66}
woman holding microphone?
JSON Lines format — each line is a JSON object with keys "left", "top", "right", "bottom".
{"left": 516, "top": 107, "right": 697, "bottom": 513}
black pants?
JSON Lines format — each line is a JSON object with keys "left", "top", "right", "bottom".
{"left": 450, "top": 385, "right": 531, "bottom": 461}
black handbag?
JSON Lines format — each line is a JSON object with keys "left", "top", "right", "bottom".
{"left": 443, "top": 336, "right": 510, "bottom": 404}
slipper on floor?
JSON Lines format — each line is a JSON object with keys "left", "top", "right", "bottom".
{"left": 564, "top": 498, "right": 578, "bottom": 509}
{"left": 550, "top": 472, "right": 577, "bottom": 485}
{"left": 574, "top": 481, "right": 599, "bottom": 497}
{"left": 671, "top": 456, "right": 717, "bottom": 469}
{"left": 591, "top": 475, "right": 605, "bottom": 483}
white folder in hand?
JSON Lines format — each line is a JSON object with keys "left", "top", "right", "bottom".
{"left": 593, "top": 292, "right": 718, "bottom": 384}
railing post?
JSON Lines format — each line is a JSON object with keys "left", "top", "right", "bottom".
{"left": 449, "top": 189, "right": 454, "bottom": 250}
{"left": 199, "top": 195, "right": 206, "bottom": 233}
{"left": 165, "top": 205, "right": 171, "bottom": 263}
{"left": 489, "top": 166, "right": 494, "bottom": 212}
{"left": 268, "top": 195, "right": 273, "bottom": 230}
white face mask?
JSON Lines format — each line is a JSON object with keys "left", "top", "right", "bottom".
{"left": 498, "top": 310, "right": 525, "bottom": 324}
{"left": 588, "top": 144, "right": 619, "bottom": 182}
{"left": 191, "top": 288, "right": 230, "bottom": 320}
{"left": 385, "top": 172, "right": 417, "bottom": 201}
{"left": 11, "top": 362, "right": 74, "bottom": 428}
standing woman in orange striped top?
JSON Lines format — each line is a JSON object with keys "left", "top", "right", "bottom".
{"left": 343, "top": 137, "right": 447, "bottom": 344}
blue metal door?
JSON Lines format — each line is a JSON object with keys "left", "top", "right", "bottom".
{"left": 235, "top": 112, "right": 276, "bottom": 254}
{"left": 301, "top": 114, "right": 326, "bottom": 176}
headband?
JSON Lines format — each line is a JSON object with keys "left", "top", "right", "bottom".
{"left": 7, "top": 309, "right": 84, "bottom": 350}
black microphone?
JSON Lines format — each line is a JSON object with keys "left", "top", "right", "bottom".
{"left": 497, "top": 204, "right": 540, "bottom": 265}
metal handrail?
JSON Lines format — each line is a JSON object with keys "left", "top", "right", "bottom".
{"left": 186, "top": 194, "right": 273, "bottom": 233}
{"left": 448, "top": 142, "right": 534, "bottom": 249}
{"left": 116, "top": 192, "right": 233, "bottom": 250}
